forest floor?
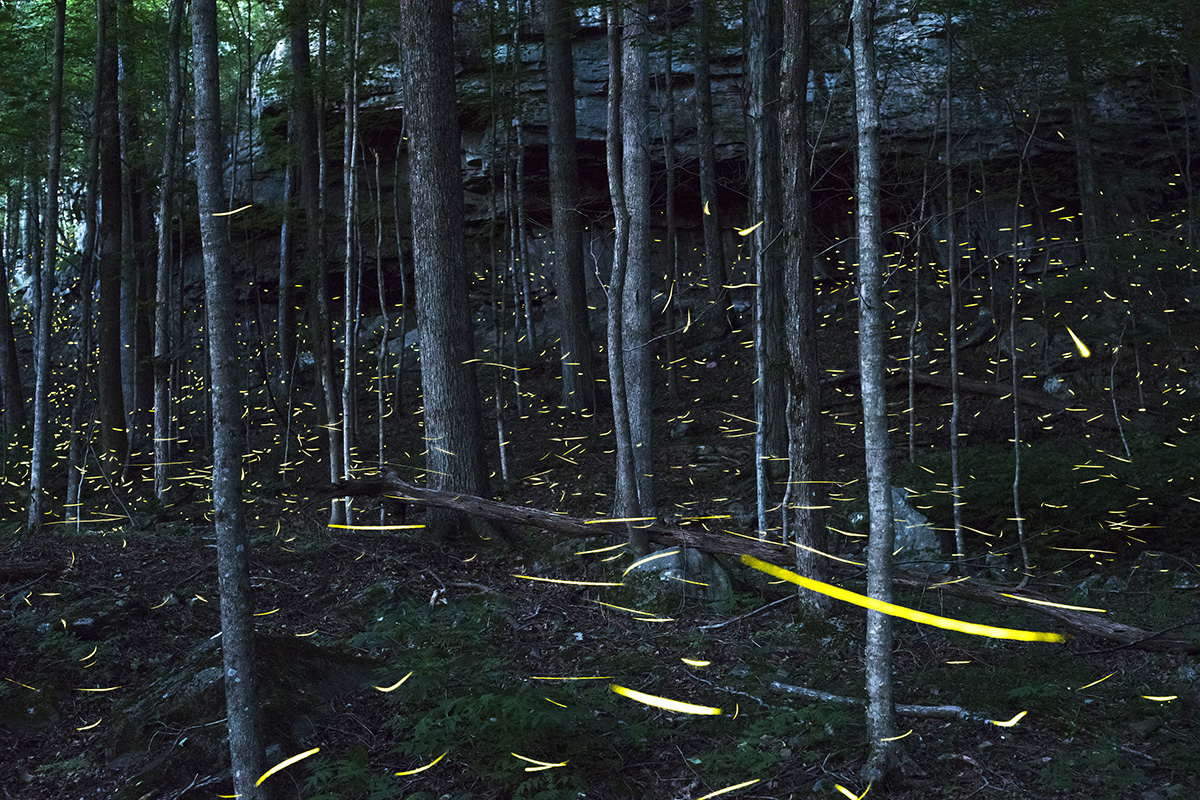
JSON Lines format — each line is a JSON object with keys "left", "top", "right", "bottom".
{"left": 3, "top": 273, "right": 1200, "bottom": 799}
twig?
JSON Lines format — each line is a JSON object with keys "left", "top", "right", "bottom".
{"left": 771, "top": 681, "right": 998, "bottom": 725}
{"left": 698, "top": 594, "right": 794, "bottom": 630}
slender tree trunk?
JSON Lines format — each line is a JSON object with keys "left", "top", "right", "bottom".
{"left": 621, "top": 0, "right": 655, "bottom": 521}
{"left": 945, "top": 14, "right": 965, "bottom": 564}
{"left": 661, "top": 15, "right": 681, "bottom": 407}
{"left": 852, "top": 0, "right": 900, "bottom": 785}
{"left": 192, "top": 0, "right": 267, "bottom": 793}
{"left": 28, "top": 0, "right": 65, "bottom": 533}
{"left": 605, "top": 1, "right": 645, "bottom": 555}
{"left": 0, "top": 248, "right": 24, "bottom": 431}
{"left": 97, "top": 0, "right": 128, "bottom": 467}
{"left": 154, "top": 0, "right": 184, "bottom": 501}
{"left": 290, "top": 0, "right": 344, "bottom": 523}
{"left": 1063, "top": 6, "right": 1104, "bottom": 270}
{"left": 278, "top": 155, "right": 295, "bottom": 382}
{"left": 342, "top": 0, "right": 361, "bottom": 521}
{"left": 398, "top": 0, "right": 491, "bottom": 538}
{"left": 695, "top": 0, "right": 737, "bottom": 335}
{"left": 780, "top": 0, "right": 830, "bottom": 615}
{"left": 544, "top": 0, "right": 595, "bottom": 411}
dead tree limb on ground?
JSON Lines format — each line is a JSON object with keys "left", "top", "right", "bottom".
{"left": 325, "top": 476, "right": 1200, "bottom": 654}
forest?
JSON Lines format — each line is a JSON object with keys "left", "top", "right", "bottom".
{"left": 1, "top": 0, "right": 1199, "bottom": 797}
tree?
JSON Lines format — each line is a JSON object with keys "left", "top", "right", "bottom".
{"left": 192, "top": 0, "right": 268, "bottom": 792}
{"left": 398, "top": 0, "right": 491, "bottom": 537}
{"left": 27, "top": 0, "right": 64, "bottom": 533}
{"left": 694, "top": 0, "right": 737, "bottom": 335}
{"left": 544, "top": 0, "right": 596, "bottom": 412}
{"left": 604, "top": 0, "right": 646, "bottom": 555}
{"left": 96, "top": 0, "right": 128, "bottom": 468}
{"left": 154, "top": 0, "right": 185, "bottom": 501}
{"left": 780, "top": 0, "right": 831, "bottom": 615}
{"left": 851, "top": 0, "right": 901, "bottom": 785}
{"left": 748, "top": 0, "right": 786, "bottom": 539}
{"left": 620, "top": 0, "right": 655, "bottom": 522}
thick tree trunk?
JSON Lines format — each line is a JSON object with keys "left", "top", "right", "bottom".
{"left": 851, "top": 0, "right": 902, "bottom": 784}
{"left": 605, "top": 2, "right": 645, "bottom": 555}
{"left": 191, "top": 0, "right": 268, "bottom": 793}
{"left": 97, "top": 0, "right": 128, "bottom": 467}
{"left": 780, "top": 0, "right": 830, "bottom": 615}
{"left": 544, "top": 0, "right": 595, "bottom": 412}
{"left": 28, "top": 0, "right": 65, "bottom": 533}
{"left": 621, "top": 0, "right": 655, "bottom": 521}
{"left": 749, "top": 0, "right": 787, "bottom": 538}
{"left": 398, "top": 0, "right": 490, "bottom": 537}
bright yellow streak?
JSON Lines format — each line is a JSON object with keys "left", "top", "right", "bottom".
{"left": 253, "top": 608, "right": 279, "bottom": 616}
{"left": 76, "top": 718, "right": 102, "bottom": 731}
{"left": 1075, "top": 672, "right": 1115, "bottom": 691}
{"left": 530, "top": 675, "right": 613, "bottom": 681}
{"left": 740, "top": 555, "right": 1066, "bottom": 642}
{"left": 990, "top": 710, "right": 1027, "bottom": 727}
{"left": 795, "top": 542, "right": 865, "bottom": 567}
{"left": 395, "top": 751, "right": 447, "bottom": 776}
{"left": 375, "top": 671, "right": 414, "bottom": 692}
{"left": 256, "top": 747, "right": 320, "bottom": 785}
{"left": 593, "top": 599, "right": 655, "bottom": 616}
{"left": 576, "top": 542, "right": 627, "bottom": 555}
{"left": 75, "top": 686, "right": 122, "bottom": 692}
{"left": 999, "top": 594, "right": 1107, "bottom": 613}
{"left": 624, "top": 549, "right": 678, "bottom": 575}
{"left": 1143, "top": 695, "right": 1177, "bottom": 702}
{"left": 583, "top": 516, "right": 656, "bottom": 524}
{"left": 511, "top": 752, "right": 567, "bottom": 769}
{"left": 610, "top": 684, "right": 722, "bottom": 715}
{"left": 880, "top": 729, "right": 912, "bottom": 741}
{"left": 696, "top": 778, "right": 761, "bottom": 799}
{"left": 835, "top": 784, "right": 871, "bottom": 799}
{"left": 513, "top": 574, "right": 624, "bottom": 587}
{"left": 681, "top": 657, "right": 711, "bottom": 667}
{"left": 545, "top": 697, "right": 568, "bottom": 708}
{"left": 212, "top": 203, "right": 253, "bottom": 217}
{"left": 703, "top": 200, "right": 712, "bottom": 216}
{"left": 737, "top": 221, "right": 764, "bottom": 236}
{"left": 79, "top": 647, "right": 98, "bottom": 661}
{"left": 1065, "top": 326, "right": 1091, "bottom": 358}
{"left": 328, "top": 523, "right": 426, "bottom": 530}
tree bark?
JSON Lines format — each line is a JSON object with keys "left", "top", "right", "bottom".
{"left": 780, "top": 0, "right": 831, "bottom": 615}
{"left": 191, "top": 0, "right": 268, "bottom": 792}
{"left": 154, "top": 0, "right": 185, "bottom": 501}
{"left": 749, "top": 0, "right": 787, "bottom": 539}
{"left": 544, "top": 0, "right": 596, "bottom": 412}
{"left": 28, "top": 0, "right": 65, "bottom": 533}
{"left": 398, "top": 0, "right": 490, "bottom": 537}
{"left": 0, "top": 248, "right": 23, "bottom": 431}
{"left": 695, "top": 0, "right": 737, "bottom": 335}
{"left": 97, "top": 0, "right": 128, "bottom": 467}
{"left": 605, "top": 1, "right": 645, "bottom": 555}
{"left": 851, "top": 0, "right": 902, "bottom": 784}
{"left": 621, "top": 0, "right": 655, "bottom": 521}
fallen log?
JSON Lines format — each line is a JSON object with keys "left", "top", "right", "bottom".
{"left": 326, "top": 476, "right": 1200, "bottom": 654}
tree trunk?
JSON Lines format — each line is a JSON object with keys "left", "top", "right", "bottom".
{"left": 398, "top": 0, "right": 490, "bottom": 538}
{"left": 290, "top": 0, "right": 344, "bottom": 523}
{"left": 192, "top": 0, "right": 268, "bottom": 793}
{"left": 851, "top": 0, "right": 901, "bottom": 784}
{"left": 0, "top": 247, "right": 24, "bottom": 431}
{"left": 749, "top": 0, "right": 786, "bottom": 539}
{"left": 544, "top": 0, "right": 595, "bottom": 412}
{"left": 695, "top": 0, "right": 737, "bottom": 335}
{"left": 154, "top": 0, "right": 184, "bottom": 501}
{"left": 28, "top": 0, "right": 65, "bottom": 533}
{"left": 1063, "top": 5, "right": 1105, "bottom": 270}
{"left": 621, "top": 0, "right": 655, "bottom": 521}
{"left": 97, "top": 0, "right": 128, "bottom": 467}
{"left": 605, "top": 1, "right": 646, "bottom": 555}
{"left": 945, "top": 14, "right": 965, "bottom": 564}
{"left": 342, "top": 0, "right": 361, "bottom": 522}
{"left": 780, "top": 0, "right": 830, "bottom": 615}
